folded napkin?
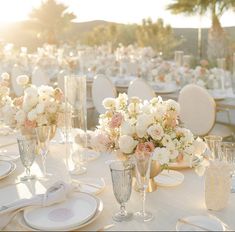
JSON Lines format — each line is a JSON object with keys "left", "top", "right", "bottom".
{"left": 0, "top": 181, "right": 72, "bottom": 230}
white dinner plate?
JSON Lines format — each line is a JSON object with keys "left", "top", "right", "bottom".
{"left": 0, "top": 160, "right": 14, "bottom": 179}
{"left": 176, "top": 215, "right": 226, "bottom": 231}
{"left": 154, "top": 170, "right": 184, "bottom": 187}
{"left": 24, "top": 192, "right": 99, "bottom": 231}
{"left": 73, "top": 177, "right": 105, "bottom": 195}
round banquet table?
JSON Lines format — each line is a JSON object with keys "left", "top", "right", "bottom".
{"left": 1, "top": 131, "right": 235, "bottom": 231}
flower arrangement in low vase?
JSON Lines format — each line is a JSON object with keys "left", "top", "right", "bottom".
{"left": 91, "top": 93, "right": 206, "bottom": 191}
{"left": 0, "top": 72, "right": 65, "bottom": 138}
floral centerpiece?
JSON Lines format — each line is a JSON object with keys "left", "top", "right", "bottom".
{"left": 0, "top": 73, "right": 65, "bottom": 135}
{"left": 91, "top": 93, "right": 206, "bottom": 168}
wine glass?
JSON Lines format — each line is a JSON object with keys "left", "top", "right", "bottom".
{"left": 35, "top": 125, "right": 51, "bottom": 178}
{"left": 204, "top": 135, "right": 222, "bottom": 161}
{"left": 17, "top": 137, "right": 36, "bottom": 181}
{"left": 134, "top": 153, "right": 153, "bottom": 222}
{"left": 221, "top": 142, "right": 235, "bottom": 193}
{"left": 109, "top": 160, "right": 134, "bottom": 222}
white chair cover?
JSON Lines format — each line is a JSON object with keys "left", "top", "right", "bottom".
{"left": 127, "top": 78, "right": 155, "bottom": 101}
{"left": 11, "top": 64, "right": 24, "bottom": 96}
{"left": 178, "top": 84, "right": 216, "bottom": 136}
{"left": 92, "top": 74, "right": 117, "bottom": 114}
{"left": 32, "top": 66, "right": 50, "bottom": 86}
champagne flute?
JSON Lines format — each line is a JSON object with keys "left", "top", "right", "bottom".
{"left": 134, "top": 152, "right": 153, "bottom": 222}
{"left": 17, "top": 137, "right": 36, "bottom": 181}
{"left": 109, "top": 160, "right": 134, "bottom": 222}
{"left": 35, "top": 125, "right": 51, "bottom": 178}
{"left": 204, "top": 135, "right": 222, "bottom": 161}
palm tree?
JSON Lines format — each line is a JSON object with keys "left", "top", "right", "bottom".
{"left": 29, "top": 0, "right": 76, "bottom": 44}
{"left": 167, "top": 0, "right": 235, "bottom": 63}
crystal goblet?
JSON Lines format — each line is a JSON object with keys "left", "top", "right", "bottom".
{"left": 109, "top": 160, "right": 134, "bottom": 222}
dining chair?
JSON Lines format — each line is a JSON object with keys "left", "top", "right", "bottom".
{"left": 127, "top": 78, "right": 156, "bottom": 101}
{"left": 91, "top": 74, "right": 117, "bottom": 114}
{"left": 178, "top": 84, "right": 234, "bottom": 138}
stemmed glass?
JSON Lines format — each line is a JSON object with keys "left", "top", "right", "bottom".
{"left": 134, "top": 153, "right": 153, "bottom": 222}
{"left": 109, "top": 160, "right": 134, "bottom": 222}
{"left": 35, "top": 125, "right": 51, "bottom": 178}
{"left": 204, "top": 135, "right": 222, "bottom": 161}
{"left": 17, "top": 137, "right": 36, "bottom": 181}
{"left": 221, "top": 142, "right": 235, "bottom": 193}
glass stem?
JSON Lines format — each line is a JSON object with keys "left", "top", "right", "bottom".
{"left": 141, "top": 189, "right": 146, "bottom": 216}
{"left": 120, "top": 203, "right": 127, "bottom": 216}
{"left": 42, "top": 155, "right": 47, "bottom": 176}
{"left": 26, "top": 167, "right": 30, "bottom": 177}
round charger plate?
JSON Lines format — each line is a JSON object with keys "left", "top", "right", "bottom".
{"left": 154, "top": 170, "right": 184, "bottom": 187}
{"left": 0, "top": 160, "right": 14, "bottom": 179}
{"left": 73, "top": 177, "right": 105, "bottom": 195}
{"left": 24, "top": 192, "right": 99, "bottom": 231}
{"left": 0, "top": 153, "right": 20, "bottom": 161}
{"left": 176, "top": 215, "right": 226, "bottom": 231}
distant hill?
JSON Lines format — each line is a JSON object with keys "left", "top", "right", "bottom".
{"left": 0, "top": 20, "right": 234, "bottom": 58}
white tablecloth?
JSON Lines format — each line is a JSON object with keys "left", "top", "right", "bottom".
{"left": 1, "top": 131, "right": 235, "bottom": 231}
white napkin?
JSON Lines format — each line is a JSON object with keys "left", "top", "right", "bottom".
{"left": 0, "top": 181, "right": 72, "bottom": 230}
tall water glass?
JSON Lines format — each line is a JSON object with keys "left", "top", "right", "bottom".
{"left": 17, "top": 137, "right": 36, "bottom": 181}
{"left": 134, "top": 153, "right": 153, "bottom": 222}
{"left": 35, "top": 125, "right": 51, "bottom": 177}
{"left": 64, "top": 75, "right": 87, "bottom": 175}
{"left": 221, "top": 142, "right": 235, "bottom": 193}
{"left": 109, "top": 161, "right": 134, "bottom": 222}
{"left": 204, "top": 135, "right": 222, "bottom": 161}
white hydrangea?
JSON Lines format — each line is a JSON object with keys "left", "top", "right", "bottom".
{"left": 152, "top": 147, "right": 170, "bottom": 165}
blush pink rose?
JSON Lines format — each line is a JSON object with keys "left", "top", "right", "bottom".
{"left": 109, "top": 113, "right": 123, "bottom": 129}
{"left": 24, "top": 119, "right": 37, "bottom": 129}
{"left": 200, "top": 59, "right": 209, "bottom": 67}
{"left": 135, "top": 142, "right": 154, "bottom": 155}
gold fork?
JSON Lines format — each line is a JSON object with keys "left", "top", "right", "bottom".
{"left": 178, "top": 218, "right": 211, "bottom": 231}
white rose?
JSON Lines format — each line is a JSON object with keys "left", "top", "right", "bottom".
{"left": 0, "top": 86, "right": 9, "bottom": 96}
{"left": 166, "top": 99, "right": 180, "bottom": 114}
{"left": 16, "top": 75, "right": 29, "bottom": 86}
{"left": 102, "top": 98, "right": 116, "bottom": 109}
{"left": 118, "top": 135, "right": 138, "bottom": 154}
{"left": 162, "top": 134, "right": 173, "bottom": 147}
{"left": 38, "top": 85, "right": 54, "bottom": 97}
{"left": 36, "top": 103, "right": 45, "bottom": 114}
{"left": 147, "top": 124, "right": 164, "bottom": 140}
{"left": 120, "top": 121, "right": 135, "bottom": 136}
{"left": 1, "top": 72, "right": 10, "bottom": 81}
{"left": 28, "top": 109, "right": 37, "bottom": 121}
{"left": 23, "top": 95, "right": 38, "bottom": 112}
{"left": 15, "top": 110, "right": 26, "bottom": 124}
{"left": 136, "top": 114, "right": 154, "bottom": 138}
{"left": 152, "top": 147, "right": 170, "bottom": 165}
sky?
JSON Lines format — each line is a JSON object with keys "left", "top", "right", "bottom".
{"left": 0, "top": 0, "right": 234, "bottom": 28}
